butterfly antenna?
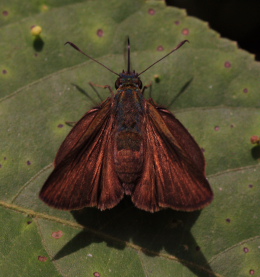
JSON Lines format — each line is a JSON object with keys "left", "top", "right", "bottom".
{"left": 138, "top": 40, "right": 189, "bottom": 76}
{"left": 65, "top": 41, "right": 120, "bottom": 76}
{"left": 127, "top": 37, "right": 131, "bottom": 73}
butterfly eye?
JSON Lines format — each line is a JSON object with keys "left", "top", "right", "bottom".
{"left": 138, "top": 79, "right": 142, "bottom": 89}
{"left": 115, "top": 78, "right": 120, "bottom": 89}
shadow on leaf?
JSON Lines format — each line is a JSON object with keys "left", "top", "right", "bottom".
{"left": 53, "top": 197, "right": 217, "bottom": 277}
{"left": 251, "top": 145, "right": 260, "bottom": 160}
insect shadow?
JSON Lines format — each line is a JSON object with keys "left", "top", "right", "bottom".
{"left": 251, "top": 145, "right": 260, "bottom": 160}
{"left": 72, "top": 83, "right": 104, "bottom": 105}
{"left": 33, "top": 36, "right": 44, "bottom": 52}
{"left": 167, "top": 77, "right": 193, "bottom": 109}
{"left": 52, "top": 200, "right": 217, "bottom": 277}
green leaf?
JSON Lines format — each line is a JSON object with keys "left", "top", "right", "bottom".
{"left": 1, "top": 0, "right": 260, "bottom": 276}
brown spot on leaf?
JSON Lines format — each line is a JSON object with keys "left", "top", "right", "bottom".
{"left": 182, "top": 28, "right": 189, "bottom": 35}
{"left": 148, "top": 8, "right": 156, "bottom": 15}
{"left": 224, "top": 61, "right": 231, "bottom": 68}
{"left": 38, "top": 256, "right": 48, "bottom": 262}
{"left": 157, "top": 45, "right": 164, "bottom": 51}
{"left": 97, "top": 29, "right": 104, "bottom": 37}
{"left": 250, "top": 135, "right": 260, "bottom": 144}
{"left": 52, "top": 230, "right": 64, "bottom": 239}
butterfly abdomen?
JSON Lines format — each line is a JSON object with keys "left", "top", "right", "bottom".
{"left": 114, "top": 88, "right": 145, "bottom": 193}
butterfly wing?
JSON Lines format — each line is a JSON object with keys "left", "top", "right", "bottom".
{"left": 132, "top": 100, "right": 213, "bottom": 212}
{"left": 39, "top": 99, "right": 124, "bottom": 210}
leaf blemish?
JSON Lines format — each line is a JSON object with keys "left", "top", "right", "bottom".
{"left": 248, "top": 184, "right": 253, "bottom": 188}
{"left": 249, "top": 269, "right": 255, "bottom": 275}
{"left": 52, "top": 230, "right": 64, "bottom": 239}
{"left": 2, "top": 11, "right": 8, "bottom": 16}
{"left": 175, "top": 20, "right": 180, "bottom": 25}
{"left": 57, "top": 124, "right": 64, "bottom": 128}
{"left": 97, "top": 29, "right": 104, "bottom": 37}
{"left": 27, "top": 161, "right": 31, "bottom": 165}
{"left": 154, "top": 74, "right": 160, "bottom": 83}
{"left": 148, "top": 8, "right": 156, "bottom": 15}
{"left": 2, "top": 69, "right": 7, "bottom": 74}
{"left": 243, "top": 88, "right": 249, "bottom": 93}
{"left": 243, "top": 247, "right": 249, "bottom": 253}
{"left": 93, "top": 272, "right": 101, "bottom": 277}
{"left": 157, "top": 45, "right": 164, "bottom": 51}
{"left": 224, "top": 61, "right": 232, "bottom": 68}
{"left": 38, "top": 256, "right": 48, "bottom": 262}
{"left": 226, "top": 218, "right": 231, "bottom": 223}
{"left": 214, "top": 126, "right": 220, "bottom": 131}
{"left": 182, "top": 28, "right": 190, "bottom": 35}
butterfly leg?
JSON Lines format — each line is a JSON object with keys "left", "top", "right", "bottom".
{"left": 89, "top": 82, "right": 114, "bottom": 96}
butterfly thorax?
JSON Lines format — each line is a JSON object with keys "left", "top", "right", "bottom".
{"left": 113, "top": 81, "right": 145, "bottom": 195}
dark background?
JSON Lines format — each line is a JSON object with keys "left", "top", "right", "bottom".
{"left": 166, "top": 0, "right": 260, "bottom": 60}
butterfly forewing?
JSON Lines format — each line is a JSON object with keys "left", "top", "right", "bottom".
{"left": 131, "top": 100, "right": 213, "bottom": 212}
{"left": 39, "top": 98, "right": 124, "bottom": 210}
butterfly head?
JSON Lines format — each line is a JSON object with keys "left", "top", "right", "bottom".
{"left": 115, "top": 71, "right": 142, "bottom": 89}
